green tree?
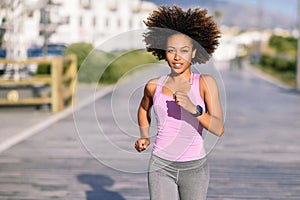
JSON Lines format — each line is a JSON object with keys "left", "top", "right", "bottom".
{"left": 65, "top": 42, "right": 94, "bottom": 69}
{"left": 258, "top": 34, "right": 297, "bottom": 86}
{"left": 268, "top": 35, "right": 297, "bottom": 57}
{"left": 213, "top": 10, "right": 222, "bottom": 26}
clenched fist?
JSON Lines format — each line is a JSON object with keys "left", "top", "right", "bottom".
{"left": 135, "top": 138, "right": 150, "bottom": 152}
{"left": 173, "top": 91, "right": 196, "bottom": 114}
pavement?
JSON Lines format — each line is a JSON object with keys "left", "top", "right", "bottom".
{"left": 0, "top": 61, "right": 300, "bottom": 199}
{"left": 0, "top": 83, "right": 114, "bottom": 153}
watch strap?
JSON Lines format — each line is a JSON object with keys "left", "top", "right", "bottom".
{"left": 192, "top": 105, "right": 203, "bottom": 117}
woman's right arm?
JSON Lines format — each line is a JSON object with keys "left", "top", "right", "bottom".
{"left": 135, "top": 79, "right": 157, "bottom": 152}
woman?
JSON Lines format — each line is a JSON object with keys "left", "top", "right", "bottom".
{"left": 135, "top": 5, "right": 224, "bottom": 200}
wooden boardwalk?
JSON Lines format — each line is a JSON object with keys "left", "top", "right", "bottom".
{"left": 0, "top": 63, "right": 299, "bottom": 199}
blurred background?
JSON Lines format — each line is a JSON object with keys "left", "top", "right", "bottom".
{"left": 0, "top": 1, "right": 299, "bottom": 199}
{"left": 0, "top": 0, "right": 298, "bottom": 87}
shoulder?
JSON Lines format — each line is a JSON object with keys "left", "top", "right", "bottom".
{"left": 200, "top": 74, "right": 217, "bottom": 85}
{"left": 145, "top": 77, "right": 160, "bottom": 89}
{"left": 144, "top": 77, "right": 160, "bottom": 97}
{"left": 199, "top": 74, "right": 219, "bottom": 94}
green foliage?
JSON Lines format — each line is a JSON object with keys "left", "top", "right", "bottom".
{"left": 99, "top": 50, "right": 158, "bottom": 84}
{"left": 260, "top": 34, "right": 297, "bottom": 72}
{"left": 36, "top": 63, "right": 51, "bottom": 74}
{"left": 260, "top": 54, "right": 296, "bottom": 72}
{"left": 77, "top": 50, "right": 116, "bottom": 83}
{"left": 35, "top": 42, "right": 93, "bottom": 75}
{"left": 64, "top": 42, "right": 94, "bottom": 69}
{"left": 258, "top": 58, "right": 296, "bottom": 86}
{"left": 268, "top": 35, "right": 297, "bottom": 56}
{"left": 259, "top": 35, "right": 297, "bottom": 86}
{"left": 258, "top": 34, "right": 297, "bottom": 86}
{"left": 78, "top": 50, "right": 158, "bottom": 84}
{"left": 213, "top": 10, "right": 222, "bottom": 18}
{"left": 35, "top": 41, "right": 158, "bottom": 84}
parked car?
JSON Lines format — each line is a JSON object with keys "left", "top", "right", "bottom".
{"left": 0, "top": 48, "right": 5, "bottom": 58}
{"left": 27, "top": 43, "right": 67, "bottom": 57}
{"left": 0, "top": 43, "right": 67, "bottom": 58}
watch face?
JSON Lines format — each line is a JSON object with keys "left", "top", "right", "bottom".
{"left": 192, "top": 105, "right": 203, "bottom": 117}
{"left": 197, "top": 105, "right": 203, "bottom": 115}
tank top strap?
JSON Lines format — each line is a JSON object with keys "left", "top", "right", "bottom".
{"left": 191, "top": 73, "right": 201, "bottom": 97}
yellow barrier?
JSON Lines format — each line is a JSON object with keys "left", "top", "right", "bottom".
{"left": 0, "top": 55, "right": 77, "bottom": 112}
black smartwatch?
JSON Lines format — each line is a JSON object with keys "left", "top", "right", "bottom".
{"left": 192, "top": 105, "right": 203, "bottom": 117}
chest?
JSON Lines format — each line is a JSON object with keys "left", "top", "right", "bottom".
{"left": 161, "top": 78, "right": 192, "bottom": 97}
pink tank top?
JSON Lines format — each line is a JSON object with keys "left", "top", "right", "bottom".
{"left": 152, "top": 72, "right": 206, "bottom": 161}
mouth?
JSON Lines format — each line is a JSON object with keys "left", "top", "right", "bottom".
{"left": 173, "top": 63, "right": 183, "bottom": 68}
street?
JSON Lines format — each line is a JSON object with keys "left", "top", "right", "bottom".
{"left": 0, "top": 61, "right": 300, "bottom": 199}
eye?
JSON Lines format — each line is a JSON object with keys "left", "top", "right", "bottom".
{"left": 167, "top": 49, "right": 175, "bottom": 54}
{"left": 181, "top": 49, "right": 189, "bottom": 53}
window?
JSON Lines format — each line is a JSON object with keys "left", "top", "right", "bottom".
{"left": 93, "top": 16, "right": 97, "bottom": 27}
{"left": 79, "top": 16, "right": 83, "bottom": 27}
{"left": 80, "top": 0, "right": 91, "bottom": 9}
{"left": 117, "top": 19, "right": 121, "bottom": 28}
{"left": 106, "top": 18, "right": 110, "bottom": 28}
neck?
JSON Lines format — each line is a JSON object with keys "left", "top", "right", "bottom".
{"left": 170, "top": 68, "right": 192, "bottom": 83}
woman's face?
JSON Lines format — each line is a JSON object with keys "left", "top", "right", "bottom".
{"left": 166, "top": 33, "right": 196, "bottom": 75}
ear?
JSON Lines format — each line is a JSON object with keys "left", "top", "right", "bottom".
{"left": 192, "top": 48, "right": 197, "bottom": 59}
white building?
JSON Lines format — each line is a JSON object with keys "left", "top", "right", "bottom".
{"left": 52, "top": 0, "right": 156, "bottom": 46}
{"left": 0, "top": 0, "right": 157, "bottom": 50}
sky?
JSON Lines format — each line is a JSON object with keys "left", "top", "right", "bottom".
{"left": 225, "top": 0, "right": 297, "bottom": 18}
{"left": 149, "top": 0, "right": 298, "bottom": 19}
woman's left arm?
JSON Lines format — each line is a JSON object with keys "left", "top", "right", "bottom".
{"left": 198, "top": 75, "right": 224, "bottom": 137}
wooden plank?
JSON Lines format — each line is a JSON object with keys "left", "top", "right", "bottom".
{"left": 0, "top": 97, "right": 51, "bottom": 104}
{"left": 51, "top": 57, "right": 64, "bottom": 113}
{"left": 64, "top": 54, "right": 77, "bottom": 106}
{"left": 0, "top": 76, "right": 51, "bottom": 86}
{"left": 0, "top": 57, "right": 54, "bottom": 65}
{"left": 62, "top": 90, "right": 73, "bottom": 100}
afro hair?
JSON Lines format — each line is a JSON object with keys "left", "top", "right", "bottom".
{"left": 143, "top": 5, "right": 221, "bottom": 64}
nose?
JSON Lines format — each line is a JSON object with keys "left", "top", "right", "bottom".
{"left": 174, "top": 53, "right": 181, "bottom": 60}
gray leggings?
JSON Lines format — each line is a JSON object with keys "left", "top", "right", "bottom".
{"left": 148, "top": 155, "right": 209, "bottom": 200}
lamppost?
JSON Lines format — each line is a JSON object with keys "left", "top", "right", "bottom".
{"left": 254, "top": 0, "right": 263, "bottom": 64}
{"left": 0, "top": 18, "right": 5, "bottom": 47}
{"left": 40, "top": 0, "right": 62, "bottom": 56}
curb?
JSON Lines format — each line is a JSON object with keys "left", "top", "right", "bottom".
{"left": 244, "top": 64, "right": 295, "bottom": 91}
